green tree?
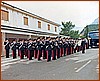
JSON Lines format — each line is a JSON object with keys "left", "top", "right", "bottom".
{"left": 60, "top": 21, "right": 75, "bottom": 36}
{"left": 69, "top": 30, "right": 79, "bottom": 39}
{"left": 60, "top": 21, "right": 79, "bottom": 38}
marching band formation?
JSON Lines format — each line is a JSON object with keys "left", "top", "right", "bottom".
{"left": 4, "top": 36, "right": 88, "bottom": 62}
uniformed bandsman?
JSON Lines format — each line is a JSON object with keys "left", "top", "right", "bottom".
{"left": 11, "top": 39, "right": 17, "bottom": 59}
{"left": 41, "top": 37, "right": 47, "bottom": 59}
{"left": 17, "top": 40, "right": 20, "bottom": 56}
{"left": 45, "top": 37, "right": 52, "bottom": 62}
{"left": 51, "top": 38, "right": 56, "bottom": 60}
{"left": 33, "top": 39, "right": 37, "bottom": 59}
{"left": 63, "top": 37, "right": 67, "bottom": 56}
{"left": 19, "top": 39, "right": 25, "bottom": 59}
{"left": 66, "top": 39, "right": 70, "bottom": 55}
{"left": 77, "top": 38, "right": 82, "bottom": 52}
{"left": 4, "top": 39, "right": 10, "bottom": 58}
{"left": 66, "top": 38, "right": 69, "bottom": 55}
{"left": 36, "top": 37, "right": 42, "bottom": 61}
{"left": 55, "top": 37, "right": 60, "bottom": 59}
{"left": 24, "top": 39, "right": 28, "bottom": 58}
{"left": 70, "top": 38, "right": 74, "bottom": 54}
{"left": 81, "top": 38, "right": 86, "bottom": 53}
{"left": 59, "top": 36, "right": 63, "bottom": 57}
{"left": 27, "top": 39, "right": 34, "bottom": 60}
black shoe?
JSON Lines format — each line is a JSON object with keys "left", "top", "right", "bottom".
{"left": 43, "top": 57, "right": 46, "bottom": 59}
{"left": 13, "top": 57, "right": 16, "bottom": 59}
{"left": 29, "top": 59, "right": 33, "bottom": 60}
{"left": 47, "top": 60, "right": 51, "bottom": 62}
{"left": 38, "top": 59, "right": 42, "bottom": 61}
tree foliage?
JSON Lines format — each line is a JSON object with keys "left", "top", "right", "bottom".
{"left": 69, "top": 30, "right": 79, "bottom": 39}
{"left": 60, "top": 21, "right": 79, "bottom": 38}
{"left": 60, "top": 21, "right": 75, "bottom": 36}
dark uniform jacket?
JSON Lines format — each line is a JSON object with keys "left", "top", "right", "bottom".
{"left": 41, "top": 41, "right": 46, "bottom": 50}
{"left": 11, "top": 42, "right": 17, "bottom": 50}
{"left": 19, "top": 43, "right": 25, "bottom": 51}
{"left": 63, "top": 41, "right": 68, "bottom": 48}
{"left": 4, "top": 42, "right": 10, "bottom": 49}
{"left": 24, "top": 42, "right": 28, "bottom": 49}
{"left": 52, "top": 41, "right": 56, "bottom": 50}
{"left": 70, "top": 41, "right": 75, "bottom": 48}
{"left": 45, "top": 40, "right": 52, "bottom": 50}
{"left": 28, "top": 42, "right": 34, "bottom": 50}
{"left": 58, "top": 40, "right": 63, "bottom": 48}
{"left": 36, "top": 41, "right": 42, "bottom": 50}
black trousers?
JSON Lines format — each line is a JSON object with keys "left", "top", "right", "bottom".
{"left": 77, "top": 46, "right": 80, "bottom": 52}
{"left": 72, "top": 47, "right": 74, "bottom": 54}
{"left": 66, "top": 47, "right": 69, "bottom": 55}
{"left": 64, "top": 47, "right": 66, "bottom": 56}
{"left": 12, "top": 50, "right": 16, "bottom": 59}
{"left": 24, "top": 49, "right": 28, "bottom": 57}
{"left": 82, "top": 46, "right": 85, "bottom": 53}
{"left": 28, "top": 50, "right": 33, "bottom": 60}
{"left": 20, "top": 50, "right": 24, "bottom": 59}
{"left": 5, "top": 49, "right": 9, "bottom": 58}
{"left": 43, "top": 49, "right": 47, "bottom": 59}
{"left": 74, "top": 47, "right": 76, "bottom": 53}
{"left": 52, "top": 49, "right": 56, "bottom": 60}
{"left": 47, "top": 50, "right": 52, "bottom": 62}
{"left": 37, "top": 50, "right": 42, "bottom": 60}
{"left": 57, "top": 48, "right": 60, "bottom": 58}
{"left": 68, "top": 47, "right": 71, "bottom": 55}
{"left": 34, "top": 50, "right": 38, "bottom": 59}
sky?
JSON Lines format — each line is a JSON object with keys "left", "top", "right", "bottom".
{"left": 3, "top": 1, "right": 99, "bottom": 32}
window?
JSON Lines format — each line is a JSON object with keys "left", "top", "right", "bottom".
{"left": 24, "top": 17, "right": 28, "bottom": 25}
{"left": 1, "top": 10, "right": 9, "bottom": 21}
{"left": 55, "top": 27, "right": 57, "bottom": 32}
{"left": 48, "top": 24, "right": 50, "bottom": 30}
{"left": 38, "top": 21, "right": 41, "bottom": 28}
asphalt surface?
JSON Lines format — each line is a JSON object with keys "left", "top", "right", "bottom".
{"left": 1, "top": 48, "right": 99, "bottom": 80}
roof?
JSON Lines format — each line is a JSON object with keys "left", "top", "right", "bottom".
{"left": 88, "top": 30, "right": 99, "bottom": 33}
{"left": 1, "top": 2, "right": 61, "bottom": 26}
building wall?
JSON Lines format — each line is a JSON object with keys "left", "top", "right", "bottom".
{"left": 1, "top": 6, "right": 60, "bottom": 34}
{"left": 1, "top": 4, "right": 61, "bottom": 56}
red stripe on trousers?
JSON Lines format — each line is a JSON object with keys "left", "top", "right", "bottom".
{"left": 42, "top": 50, "right": 44, "bottom": 58}
{"left": 46, "top": 51, "right": 48, "bottom": 61}
{"left": 77, "top": 46, "right": 78, "bottom": 51}
{"left": 37, "top": 50, "right": 40, "bottom": 60}
{"left": 19, "top": 50, "right": 22, "bottom": 59}
{"left": 61, "top": 48, "right": 63, "bottom": 56}
{"left": 60, "top": 48, "right": 61, "bottom": 56}
{"left": 52, "top": 50, "right": 54, "bottom": 60}
{"left": 45, "top": 51, "right": 47, "bottom": 59}
{"left": 62, "top": 48, "right": 64, "bottom": 54}
{"left": 56, "top": 49, "right": 58, "bottom": 57}
{"left": 66, "top": 48, "right": 68, "bottom": 55}
{"left": 28, "top": 50, "right": 30, "bottom": 59}
{"left": 34, "top": 50, "right": 37, "bottom": 59}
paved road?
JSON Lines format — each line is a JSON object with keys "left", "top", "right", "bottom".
{"left": 1, "top": 48, "right": 99, "bottom": 80}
